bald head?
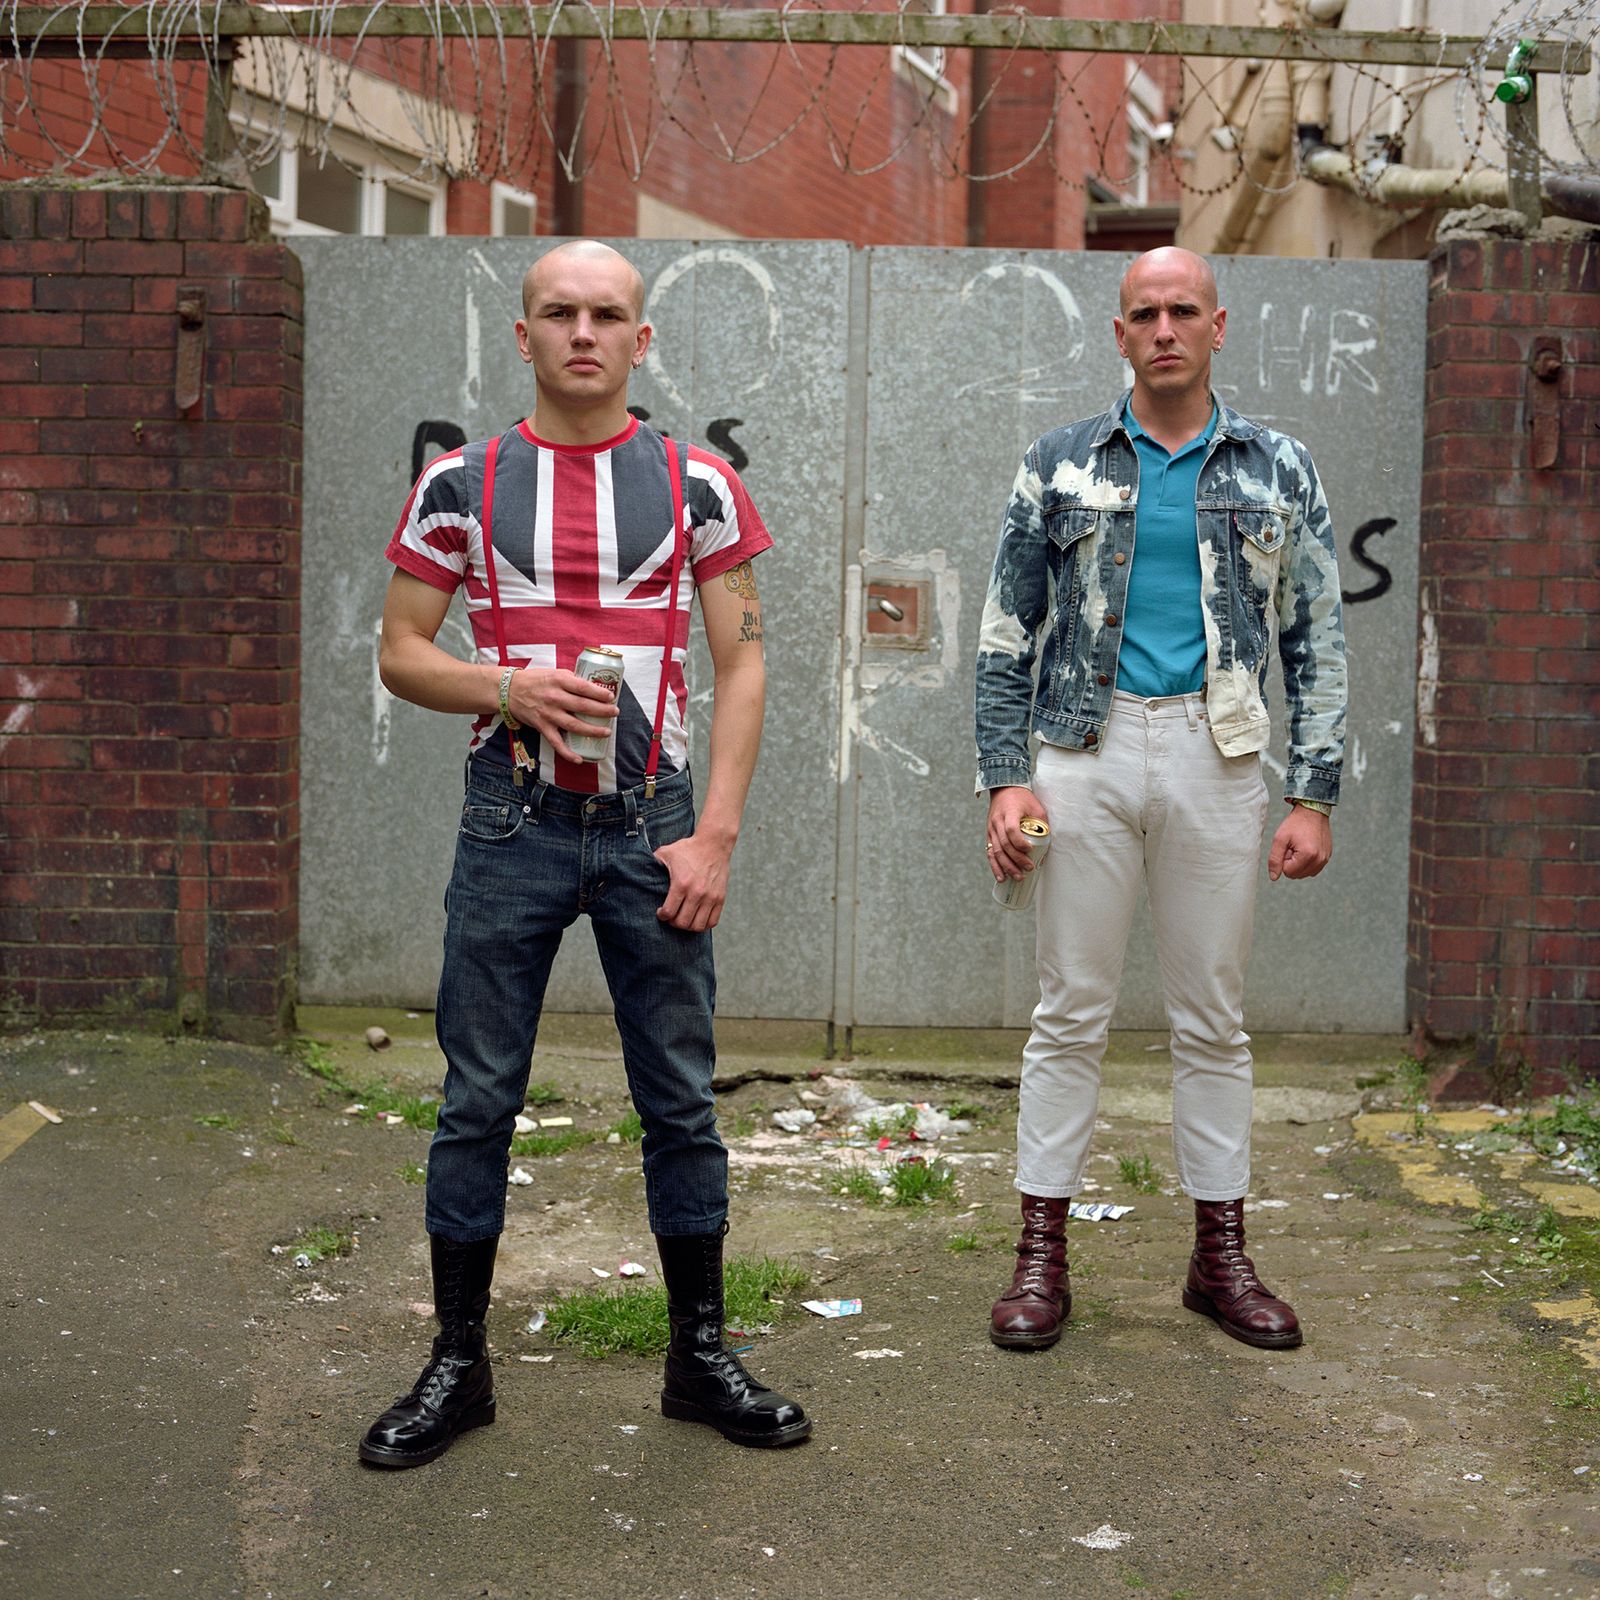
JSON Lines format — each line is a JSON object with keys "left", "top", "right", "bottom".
{"left": 522, "top": 239, "right": 647, "bottom": 321}
{"left": 1119, "top": 247, "right": 1218, "bottom": 316}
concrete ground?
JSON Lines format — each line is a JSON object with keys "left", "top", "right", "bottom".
{"left": 2, "top": 1010, "right": 1597, "bottom": 1600}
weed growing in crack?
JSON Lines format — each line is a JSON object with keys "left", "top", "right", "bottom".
{"left": 541, "top": 1257, "right": 809, "bottom": 1358}
{"left": 607, "top": 1109, "right": 644, "bottom": 1144}
{"left": 294, "top": 1039, "right": 440, "bottom": 1131}
{"left": 283, "top": 1223, "right": 356, "bottom": 1263}
{"left": 837, "top": 1157, "right": 957, "bottom": 1206}
{"left": 1117, "top": 1152, "right": 1163, "bottom": 1193}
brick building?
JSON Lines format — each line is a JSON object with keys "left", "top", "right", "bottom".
{"left": 0, "top": 1, "right": 1184, "bottom": 249}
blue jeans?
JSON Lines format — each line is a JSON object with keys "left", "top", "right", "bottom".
{"left": 424, "top": 760, "right": 728, "bottom": 1243}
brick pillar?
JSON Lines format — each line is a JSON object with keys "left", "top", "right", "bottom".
{"left": 0, "top": 184, "right": 302, "bottom": 1038}
{"left": 1411, "top": 237, "right": 1599, "bottom": 1082}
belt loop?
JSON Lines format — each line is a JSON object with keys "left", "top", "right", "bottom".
{"left": 1185, "top": 694, "right": 1202, "bottom": 730}
{"left": 529, "top": 779, "right": 546, "bottom": 825}
{"left": 623, "top": 786, "right": 640, "bottom": 838}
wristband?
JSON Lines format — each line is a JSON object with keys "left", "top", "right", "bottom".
{"left": 497, "top": 666, "right": 520, "bottom": 730}
{"left": 1293, "top": 798, "right": 1332, "bottom": 816}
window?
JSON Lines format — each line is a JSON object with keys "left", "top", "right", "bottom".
{"left": 232, "top": 99, "right": 445, "bottom": 237}
{"left": 492, "top": 181, "right": 538, "bottom": 237}
{"left": 1122, "top": 64, "right": 1170, "bottom": 208}
{"left": 892, "top": 0, "right": 957, "bottom": 116}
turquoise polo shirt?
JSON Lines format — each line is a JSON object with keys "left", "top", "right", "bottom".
{"left": 1117, "top": 398, "right": 1217, "bottom": 698}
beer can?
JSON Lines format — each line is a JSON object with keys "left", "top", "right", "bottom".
{"left": 569, "top": 646, "right": 624, "bottom": 762}
{"left": 992, "top": 816, "right": 1051, "bottom": 912}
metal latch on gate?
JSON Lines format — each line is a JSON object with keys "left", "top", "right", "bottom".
{"left": 176, "top": 287, "right": 207, "bottom": 414}
{"left": 1526, "top": 335, "right": 1562, "bottom": 470}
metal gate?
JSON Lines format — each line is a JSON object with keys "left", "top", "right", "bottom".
{"left": 296, "top": 238, "right": 1425, "bottom": 1033}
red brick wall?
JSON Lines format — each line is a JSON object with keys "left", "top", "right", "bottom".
{"left": 1411, "top": 237, "right": 1599, "bottom": 1080}
{"left": 0, "top": 185, "right": 302, "bottom": 1038}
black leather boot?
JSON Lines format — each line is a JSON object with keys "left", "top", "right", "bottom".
{"left": 359, "top": 1234, "right": 499, "bottom": 1468}
{"left": 656, "top": 1225, "right": 812, "bottom": 1448}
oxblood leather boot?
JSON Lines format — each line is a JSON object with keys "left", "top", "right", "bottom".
{"left": 359, "top": 1234, "right": 499, "bottom": 1467}
{"left": 656, "top": 1225, "right": 812, "bottom": 1448}
{"left": 989, "top": 1194, "right": 1071, "bottom": 1350}
{"left": 1182, "top": 1198, "right": 1302, "bottom": 1350}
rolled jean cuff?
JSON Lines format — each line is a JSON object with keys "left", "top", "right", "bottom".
{"left": 648, "top": 1208, "right": 729, "bottom": 1238}
{"left": 1012, "top": 1176, "right": 1079, "bottom": 1200}
{"left": 1180, "top": 1179, "right": 1250, "bottom": 1203}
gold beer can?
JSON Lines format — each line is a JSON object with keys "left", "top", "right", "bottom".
{"left": 992, "top": 816, "right": 1051, "bottom": 912}
{"left": 569, "top": 646, "right": 624, "bottom": 762}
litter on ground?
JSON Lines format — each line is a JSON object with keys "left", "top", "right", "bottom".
{"left": 802, "top": 1298, "right": 862, "bottom": 1318}
{"left": 1068, "top": 1202, "right": 1135, "bottom": 1221}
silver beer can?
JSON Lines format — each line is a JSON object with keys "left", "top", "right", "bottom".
{"left": 569, "top": 646, "right": 624, "bottom": 762}
{"left": 992, "top": 816, "right": 1051, "bottom": 912}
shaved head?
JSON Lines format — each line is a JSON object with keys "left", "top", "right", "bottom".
{"left": 522, "top": 239, "right": 646, "bottom": 320}
{"left": 1119, "top": 247, "right": 1219, "bottom": 315}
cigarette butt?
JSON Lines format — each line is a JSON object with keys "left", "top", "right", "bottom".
{"left": 27, "top": 1101, "right": 62, "bottom": 1124}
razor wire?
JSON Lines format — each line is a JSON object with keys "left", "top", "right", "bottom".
{"left": 0, "top": 1, "right": 1595, "bottom": 206}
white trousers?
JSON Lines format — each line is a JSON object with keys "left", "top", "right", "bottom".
{"left": 1015, "top": 691, "right": 1269, "bottom": 1202}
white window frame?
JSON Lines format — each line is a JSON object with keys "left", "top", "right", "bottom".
{"left": 491, "top": 180, "right": 539, "bottom": 237}
{"left": 1122, "top": 64, "right": 1168, "bottom": 207}
{"left": 231, "top": 98, "right": 445, "bottom": 238}
{"left": 892, "top": 0, "right": 958, "bottom": 117}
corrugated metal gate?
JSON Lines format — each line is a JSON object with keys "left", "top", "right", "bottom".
{"left": 296, "top": 239, "right": 1424, "bottom": 1032}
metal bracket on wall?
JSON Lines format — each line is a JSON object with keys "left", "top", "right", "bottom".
{"left": 175, "top": 288, "right": 206, "bottom": 414}
{"left": 1526, "top": 336, "right": 1562, "bottom": 470}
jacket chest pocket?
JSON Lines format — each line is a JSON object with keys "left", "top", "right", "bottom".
{"left": 1232, "top": 507, "right": 1288, "bottom": 593}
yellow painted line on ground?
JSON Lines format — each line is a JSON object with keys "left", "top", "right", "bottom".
{"left": 1517, "top": 1180, "right": 1600, "bottom": 1220}
{"left": 0, "top": 1102, "right": 51, "bottom": 1165}
{"left": 1531, "top": 1294, "right": 1600, "bottom": 1371}
{"left": 1353, "top": 1111, "right": 1485, "bottom": 1209}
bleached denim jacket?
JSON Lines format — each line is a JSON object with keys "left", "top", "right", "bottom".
{"left": 975, "top": 391, "right": 1347, "bottom": 805}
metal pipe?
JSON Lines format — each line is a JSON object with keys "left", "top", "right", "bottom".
{"left": 1212, "top": 60, "right": 1295, "bottom": 254}
{"left": 1303, "top": 145, "right": 1508, "bottom": 206}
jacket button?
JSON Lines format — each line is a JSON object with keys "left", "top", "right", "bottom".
{"left": 1084, "top": 732, "right": 1097, "bottom": 747}
{"left": 1113, "top": 551, "right": 1126, "bottom": 565}
{"left": 1105, "top": 612, "right": 1118, "bottom": 627}
{"left": 1119, "top": 488, "right": 1130, "bottom": 501}
{"left": 1097, "top": 673, "right": 1109, "bottom": 685}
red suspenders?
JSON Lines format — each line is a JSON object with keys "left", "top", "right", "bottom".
{"left": 477, "top": 426, "right": 688, "bottom": 797}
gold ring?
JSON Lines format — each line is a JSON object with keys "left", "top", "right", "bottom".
{"left": 985, "top": 844, "right": 996, "bottom": 853}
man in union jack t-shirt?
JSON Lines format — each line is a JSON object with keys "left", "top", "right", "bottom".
{"left": 359, "top": 240, "right": 810, "bottom": 1469}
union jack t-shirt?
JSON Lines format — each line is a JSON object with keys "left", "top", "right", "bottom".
{"left": 386, "top": 417, "right": 772, "bottom": 794}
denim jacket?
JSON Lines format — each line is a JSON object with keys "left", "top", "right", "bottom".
{"left": 974, "top": 391, "right": 1347, "bottom": 805}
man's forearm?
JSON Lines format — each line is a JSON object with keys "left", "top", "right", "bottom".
{"left": 380, "top": 631, "right": 500, "bottom": 716}
{"left": 697, "top": 654, "right": 764, "bottom": 846}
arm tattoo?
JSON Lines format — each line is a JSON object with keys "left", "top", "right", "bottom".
{"left": 738, "top": 605, "right": 764, "bottom": 645}
{"left": 723, "top": 560, "right": 759, "bottom": 599}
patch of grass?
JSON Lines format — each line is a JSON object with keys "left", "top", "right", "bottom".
{"left": 944, "top": 1099, "right": 985, "bottom": 1124}
{"left": 284, "top": 1223, "right": 357, "bottom": 1264}
{"left": 543, "top": 1256, "right": 808, "bottom": 1358}
{"left": 608, "top": 1109, "right": 644, "bottom": 1144}
{"left": 885, "top": 1156, "right": 957, "bottom": 1205}
{"left": 510, "top": 1127, "right": 594, "bottom": 1158}
{"left": 194, "top": 1113, "right": 240, "bottom": 1131}
{"left": 1354, "top": 1071, "right": 1392, "bottom": 1090}
{"left": 397, "top": 1161, "right": 426, "bottom": 1185}
{"left": 1556, "top": 1379, "right": 1600, "bottom": 1412}
{"left": 1117, "top": 1152, "right": 1162, "bottom": 1193}
{"left": 266, "top": 1121, "right": 298, "bottom": 1146}
{"left": 294, "top": 1038, "right": 440, "bottom": 1131}
{"left": 837, "top": 1167, "right": 888, "bottom": 1203}
{"left": 862, "top": 1105, "right": 918, "bottom": 1138}
{"left": 1514, "top": 1091, "right": 1600, "bottom": 1175}
{"left": 837, "top": 1156, "right": 958, "bottom": 1206}
{"left": 946, "top": 1230, "right": 982, "bottom": 1253}
{"left": 524, "top": 1080, "right": 564, "bottom": 1107}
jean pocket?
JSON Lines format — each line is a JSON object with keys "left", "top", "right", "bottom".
{"left": 459, "top": 800, "right": 525, "bottom": 843}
